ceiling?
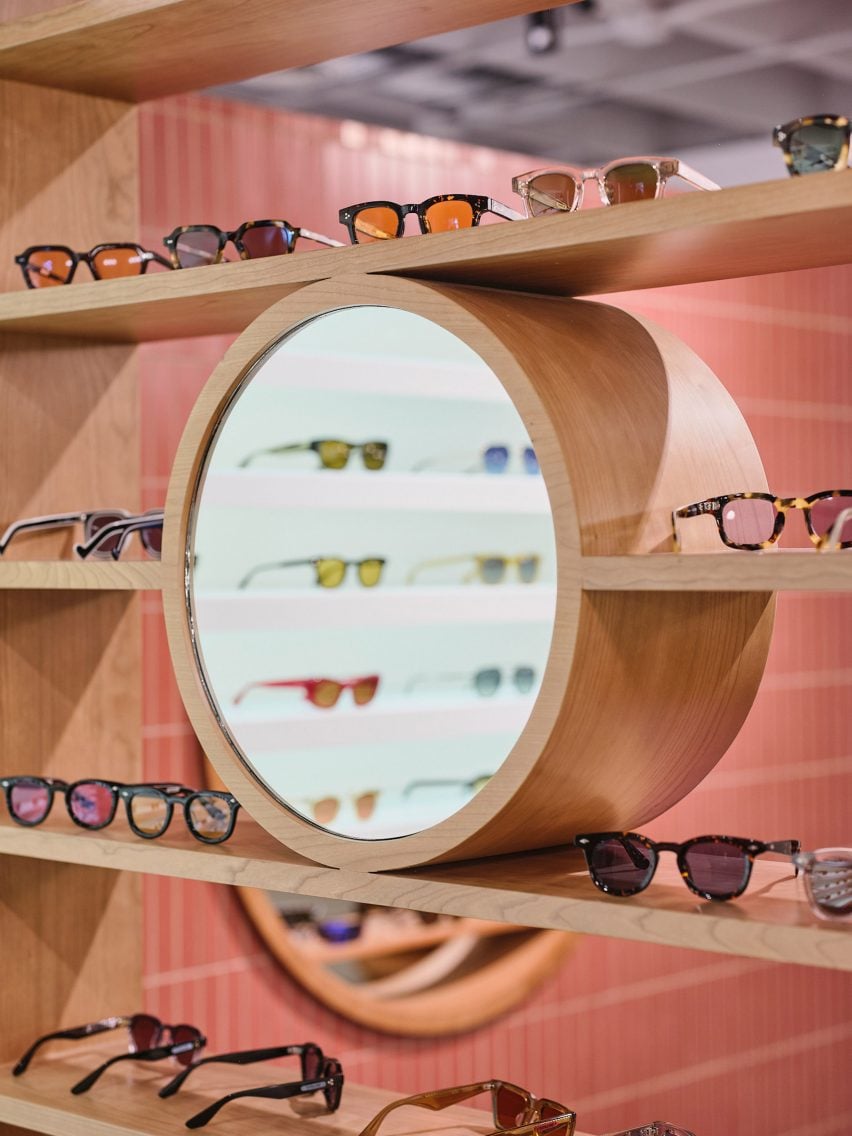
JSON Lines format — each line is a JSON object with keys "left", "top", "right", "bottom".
{"left": 210, "top": 0, "right": 852, "bottom": 185}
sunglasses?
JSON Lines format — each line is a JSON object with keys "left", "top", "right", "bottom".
{"left": 772, "top": 114, "right": 850, "bottom": 176}
{"left": 604, "top": 1127, "right": 695, "bottom": 1136}
{"left": 406, "top": 553, "right": 540, "bottom": 586}
{"left": 339, "top": 194, "right": 523, "bottom": 244}
{"left": 792, "top": 848, "right": 852, "bottom": 922}
{"left": 184, "top": 1056, "right": 344, "bottom": 1128}
{"left": 482, "top": 444, "right": 539, "bottom": 475}
{"left": 281, "top": 905, "right": 441, "bottom": 943}
{"left": 403, "top": 774, "right": 492, "bottom": 797}
{"left": 512, "top": 156, "right": 718, "bottom": 217}
{"left": 238, "top": 556, "right": 385, "bottom": 590}
{"left": 14, "top": 243, "right": 172, "bottom": 288}
{"left": 163, "top": 219, "right": 343, "bottom": 268}
{"left": 671, "top": 490, "right": 852, "bottom": 551}
{"left": 575, "top": 832, "right": 800, "bottom": 901}
{"left": 358, "top": 1080, "right": 576, "bottom": 1136}
{"left": 0, "top": 508, "right": 162, "bottom": 560}
{"left": 239, "top": 438, "right": 388, "bottom": 471}
{"left": 13, "top": 1013, "right": 204, "bottom": 1080}
{"left": 233, "top": 674, "right": 380, "bottom": 708}
{"left": 302, "top": 791, "right": 379, "bottom": 826}
{"left": 158, "top": 1041, "right": 325, "bottom": 1098}
{"left": 405, "top": 668, "right": 535, "bottom": 696}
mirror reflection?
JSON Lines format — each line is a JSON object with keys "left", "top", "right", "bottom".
{"left": 190, "top": 306, "right": 557, "bottom": 839}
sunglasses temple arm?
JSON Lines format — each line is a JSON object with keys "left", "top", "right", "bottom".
{"left": 765, "top": 839, "right": 802, "bottom": 874}
{"left": 297, "top": 227, "right": 345, "bottom": 248}
{"left": 674, "top": 161, "right": 720, "bottom": 191}
{"left": 486, "top": 198, "right": 525, "bottom": 221}
{"left": 107, "top": 515, "right": 164, "bottom": 561}
{"left": 359, "top": 1084, "right": 496, "bottom": 1136}
{"left": 159, "top": 1044, "right": 313, "bottom": 1098}
{"left": 405, "top": 554, "right": 471, "bottom": 584}
{"left": 238, "top": 443, "right": 309, "bottom": 468}
{"left": 237, "top": 559, "right": 309, "bottom": 589}
{"left": 185, "top": 1080, "right": 323, "bottom": 1129}
{"left": 12, "top": 1018, "right": 128, "bottom": 1076}
{"left": 0, "top": 511, "right": 90, "bottom": 555}
{"left": 145, "top": 250, "right": 174, "bottom": 270}
{"left": 70, "top": 1043, "right": 180, "bottom": 1094}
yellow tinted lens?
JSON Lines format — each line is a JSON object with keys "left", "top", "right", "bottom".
{"left": 353, "top": 206, "right": 399, "bottom": 242}
{"left": 312, "top": 680, "right": 342, "bottom": 708}
{"left": 316, "top": 559, "right": 346, "bottom": 587}
{"left": 352, "top": 677, "right": 379, "bottom": 705}
{"left": 424, "top": 200, "right": 475, "bottom": 232}
{"left": 527, "top": 174, "right": 577, "bottom": 215}
{"left": 358, "top": 558, "right": 383, "bottom": 586}
{"left": 362, "top": 441, "right": 388, "bottom": 470}
{"left": 317, "top": 440, "right": 351, "bottom": 469}
{"left": 128, "top": 792, "right": 169, "bottom": 836}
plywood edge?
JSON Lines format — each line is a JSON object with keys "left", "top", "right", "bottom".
{"left": 0, "top": 561, "right": 163, "bottom": 589}
{"left": 581, "top": 552, "right": 852, "bottom": 592}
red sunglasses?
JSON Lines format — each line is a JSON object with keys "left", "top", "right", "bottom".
{"left": 233, "top": 675, "right": 380, "bottom": 709}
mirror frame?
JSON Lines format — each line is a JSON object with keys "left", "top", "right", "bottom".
{"left": 163, "top": 273, "right": 774, "bottom": 871}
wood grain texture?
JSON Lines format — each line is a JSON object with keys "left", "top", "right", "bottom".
{"left": 0, "top": 562, "right": 162, "bottom": 589}
{"left": 0, "top": 0, "right": 581, "bottom": 102}
{"left": 0, "top": 1048, "right": 594, "bottom": 1136}
{"left": 162, "top": 274, "right": 774, "bottom": 871}
{"left": 0, "top": 814, "right": 848, "bottom": 972}
{"left": 582, "top": 552, "right": 852, "bottom": 591}
{"left": 0, "top": 173, "right": 850, "bottom": 342}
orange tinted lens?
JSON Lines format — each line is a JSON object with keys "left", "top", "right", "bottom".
{"left": 313, "top": 797, "right": 340, "bottom": 825}
{"left": 312, "top": 680, "right": 342, "bottom": 708}
{"left": 495, "top": 1085, "right": 531, "bottom": 1128}
{"left": 539, "top": 1101, "right": 565, "bottom": 1122}
{"left": 354, "top": 791, "right": 378, "bottom": 819}
{"left": 92, "top": 246, "right": 145, "bottom": 279}
{"left": 353, "top": 207, "right": 399, "bottom": 243}
{"left": 424, "top": 200, "right": 475, "bottom": 232}
{"left": 527, "top": 174, "right": 577, "bottom": 215}
{"left": 26, "top": 248, "right": 73, "bottom": 287}
{"left": 352, "top": 676, "right": 379, "bottom": 705}
{"left": 603, "top": 163, "right": 659, "bottom": 204}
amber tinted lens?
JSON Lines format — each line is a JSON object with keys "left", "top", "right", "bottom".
{"left": 788, "top": 123, "right": 847, "bottom": 174}
{"left": 24, "top": 248, "right": 74, "bottom": 287}
{"left": 317, "top": 440, "right": 352, "bottom": 469}
{"left": 127, "top": 789, "right": 170, "bottom": 836}
{"left": 352, "top": 206, "right": 400, "bottom": 243}
{"left": 315, "top": 559, "right": 346, "bottom": 587}
{"left": 91, "top": 245, "right": 146, "bottom": 279}
{"left": 424, "top": 200, "right": 475, "bottom": 232}
{"left": 361, "top": 441, "right": 388, "bottom": 470}
{"left": 312, "top": 680, "right": 343, "bottom": 708}
{"left": 174, "top": 227, "right": 223, "bottom": 267}
{"left": 539, "top": 1101, "right": 566, "bottom": 1122}
{"left": 495, "top": 1085, "right": 532, "bottom": 1128}
{"left": 239, "top": 222, "right": 294, "bottom": 258}
{"left": 313, "top": 796, "right": 340, "bottom": 825}
{"left": 352, "top": 676, "right": 379, "bottom": 705}
{"left": 354, "top": 791, "right": 378, "bottom": 819}
{"left": 186, "top": 793, "right": 235, "bottom": 843}
{"left": 358, "top": 558, "right": 383, "bottom": 586}
{"left": 603, "top": 162, "right": 659, "bottom": 204}
{"left": 526, "top": 173, "right": 577, "bottom": 216}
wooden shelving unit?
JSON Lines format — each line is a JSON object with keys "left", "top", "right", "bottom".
{"left": 0, "top": 815, "right": 847, "bottom": 973}
{"left": 582, "top": 551, "right": 852, "bottom": 592}
{"left": 0, "top": 172, "right": 849, "bottom": 342}
{"left": 0, "top": 561, "right": 163, "bottom": 590}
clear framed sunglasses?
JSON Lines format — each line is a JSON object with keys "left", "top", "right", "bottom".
{"left": 792, "top": 848, "right": 852, "bottom": 921}
{"left": 512, "top": 156, "right": 719, "bottom": 216}
{"left": 0, "top": 507, "right": 162, "bottom": 559}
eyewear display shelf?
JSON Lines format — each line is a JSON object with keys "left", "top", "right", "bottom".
{"left": 0, "top": 4, "right": 850, "bottom": 1136}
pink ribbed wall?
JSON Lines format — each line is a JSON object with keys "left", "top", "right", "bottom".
{"left": 139, "top": 93, "right": 852, "bottom": 1136}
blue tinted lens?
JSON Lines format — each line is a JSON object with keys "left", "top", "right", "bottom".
{"left": 523, "top": 446, "right": 539, "bottom": 474}
{"left": 317, "top": 918, "right": 361, "bottom": 943}
{"left": 483, "top": 445, "right": 509, "bottom": 473}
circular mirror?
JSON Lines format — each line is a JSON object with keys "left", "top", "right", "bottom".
{"left": 189, "top": 305, "right": 557, "bottom": 840}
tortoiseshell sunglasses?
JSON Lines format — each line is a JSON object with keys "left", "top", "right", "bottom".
{"left": 15, "top": 243, "right": 171, "bottom": 288}
{"left": 671, "top": 490, "right": 852, "bottom": 551}
{"left": 338, "top": 194, "right": 523, "bottom": 244}
{"left": 163, "top": 219, "right": 343, "bottom": 268}
{"left": 772, "top": 114, "right": 850, "bottom": 176}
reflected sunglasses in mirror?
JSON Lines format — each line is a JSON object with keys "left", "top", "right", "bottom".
{"left": 339, "top": 194, "right": 523, "bottom": 244}
{"left": 184, "top": 1056, "right": 344, "bottom": 1128}
{"left": 357, "top": 1080, "right": 576, "bottom": 1136}
{"left": 63, "top": 779, "right": 239, "bottom": 844}
{"left": 238, "top": 556, "right": 385, "bottom": 590}
{"left": 281, "top": 904, "right": 441, "bottom": 944}
{"left": 405, "top": 668, "right": 535, "bottom": 696}
{"left": 512, "top": 156, "right": 719, "bottom": 217}
{"left": 406, "top": 553, "right": 540, "bottom": 585}
{"left": 792, "top": 848, "right": 852, "bottom": 921}
{"left": 773, "top": 114, "right": 850, "bottom": 176}
{"left": 159, "top": 1041, "right": 325, "bottom": 1098}
{"left": 482, "top": 445, "right": 539, "bottom": 475}
{"left": 0, "top": 508, "right": 161, "bottom": 559}
{"left": 403, "top": 774, "right": 492, "bottom": 798}
{"left": 14, "top": 243, "right": 172, "bottom": 288}
{"left": 163, "top": 219, "right": 343, "bottom": 268}
{"left": 301, "top": 791, "right": 379, "bottom": 826}
{"left": 233, "top": 674, "right": 380, "bottom": 708}
{"left": 13, "top": 1013, "right": 202, "bottom": 1077}
{"left": 239, "top": 438, "right": 388, "bottom": 471}
{"left": 575, "top": 832, "right": 800, "bottom": 901}
{"left": 671, "top": 490, "right": 852, "bottom": 551}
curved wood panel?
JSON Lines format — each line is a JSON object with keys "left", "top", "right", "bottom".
{"left": 163, "top": 274, "right": 774, "bottom": 870}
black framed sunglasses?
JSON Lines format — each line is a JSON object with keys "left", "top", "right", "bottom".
{"left": 338, "top": 194, "right": 523, "bottom": 244}
{"left": 239, "top": 438, "right": 388, "bottom": 471}
{"left": 163, "top": 219, "right": 342, "bottom": 268}
{"left": 183, "top": 1056, "right": 344, "bottom": 1128}
{"left": 772, "top": 114, "right": 850, "bottom": 176}
{"left": 64, "top": 780, "right": 240, "bottom": 845}
{"left": 159, "top": 1041, "right": 325, "bottom": 1098}
{"left": 14, "top": 243, "right": 172, "bottom": 288}
{"left": 0, "top": 508, "right": 162, "bottom": 559}
{"left": 575, "top": 832, "right": 800, "bottom": 901}
{"left": 13, "top": 1013, "right": 203, "bottom": 1078}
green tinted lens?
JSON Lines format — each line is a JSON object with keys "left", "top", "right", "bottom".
{"left": 514, "top": 666, "right": 535, "bottom": 693}
{"left": 789, "top": 123, "right": 847, "bottom": 174}
{"left": 475, "top": 668, "right": 501, "bottom": 696}
{"left": 479, "top": 557, "right": 506, "bottom": 584}
{"left": 517, "top": 556, "right": 539, "bottom": 583}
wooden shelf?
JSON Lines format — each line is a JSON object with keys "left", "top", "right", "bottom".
{"left": 581, "top": 551, "right": 852, "bottom": 592}
{"left": 0, "top": 173, "right": 850, "bottom": 342}
{"left": 0, "top": 561, "right": 163, "bottom": 590}
{"left": 0, "top": 0, "right": 564, "bottom": 103}
{"left": 0, "top": 815, "right": 848, "bottom": 972}
{"left": 0, "top": 1047, "right": 597, "bottom": 1136}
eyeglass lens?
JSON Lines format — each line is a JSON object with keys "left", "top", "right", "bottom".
{"left": 789, "top": 123, "right": 847, "bottom": 174}
{"left": 424, "top": 199, "right": 475, "bottom": 232}
{"left": 527, "top": 173, "right": 577, "bottom": 216}
{"left": 602, "top": 163, "right": 659, "bottom": 204}
{"left": 810, "top": 495, "right": 852, "bottom": 543}
{"left": 170, "top": 1024, "right": 201, "bottom": 1066}
{"left": 682, "top": 840, "right": 749, "bottom": 896}
{"left": 68, "top": 781, "right": 116, "bottom": 827}
{"left": 588, "top": 836, "right": 657, "bottom": 894}
{"left": 174, "top": 229, "right": 223, "bottom": 267}
{"left": 239, "top": 225, "right": 293, "bottom": 258}
{"left": 186, "top": 793, "right": 235, "bottom": 843}
{"left": 83, "top": 511, "right": 129, "bottom": 557}
{"left": 127, "top": 790, "right": 171, "bottom": 836}
{"left": 130, "top": 1013, "right": 161, "bottom": 1051}
{"left": 807, "top": 853, "right": 852, "bottom": 917}
{"left": 496, "top": 1084, "right": 532, "bottom": 1127}
{"left": 719, "top": 498, "right": 776, "bottom": 545}
{"left": 8, "top": 778, "right": 52, "bottom": 824}
{"left": 24, "top": 248, "right": 74, "bottom": 286}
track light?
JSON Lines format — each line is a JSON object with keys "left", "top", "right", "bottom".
{"left": 525, "top": 10, "right": 559, "bottom": 55}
